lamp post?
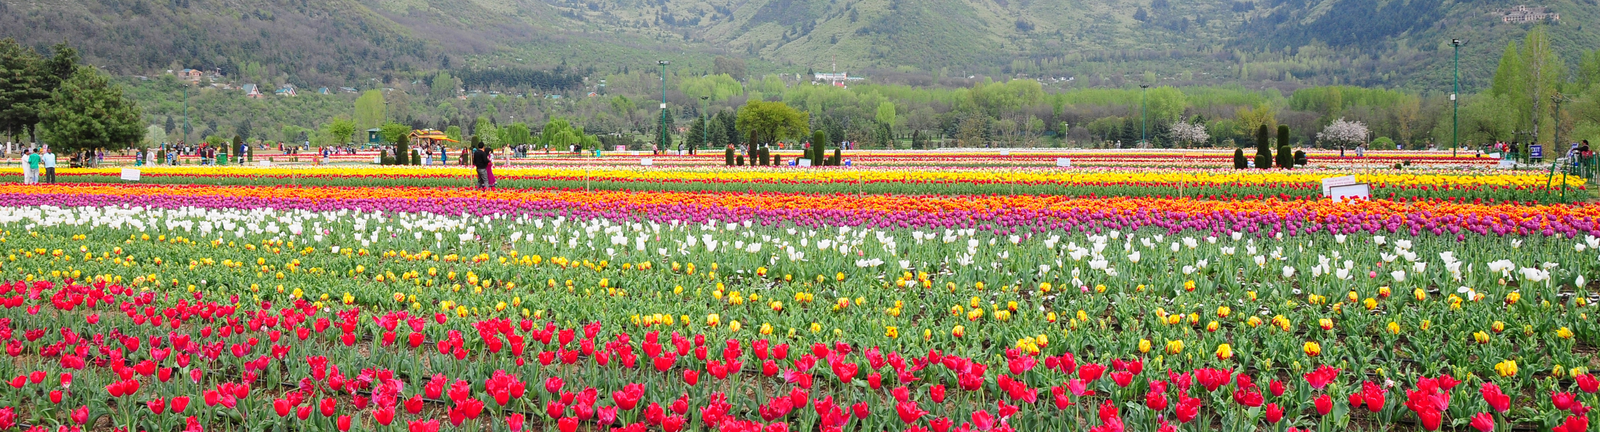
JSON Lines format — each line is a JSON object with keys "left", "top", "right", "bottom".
{"left": 1451, "top": 39, "right": 1463, "bottom": 157}
{"left": 658, "top": 60, "right": 670, "bottom": 154}
{"left": 1139, "top": 84, "right": 1149, "bottom": 147}
{"left": 1553, "top": 93, "right": 1569, "bottom": 152}
{"left": 700, "top": 96, "right": 709, "bottom": 156}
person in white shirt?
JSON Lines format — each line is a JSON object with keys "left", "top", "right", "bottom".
{"left": 42, "top": 148, "right": 57, "bottom": 183}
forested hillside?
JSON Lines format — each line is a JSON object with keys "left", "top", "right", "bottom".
{"left": 4, "top": 0, "right": 1597, "bottom": 92}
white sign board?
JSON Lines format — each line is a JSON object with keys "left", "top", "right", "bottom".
{"left": 1320, "top": 176, "right": 1357, "bottom": 196}
{"left": 1329, "top": 184, "right": 1371, "bottom": 203}
{"left": 1497, "top": 159, "right": 1517, "bottom": 169}
{"left": 373, "top": 157, "right": 382, "bottom": 164}
{"left": 1055, "top": 158, "right": 1072, "bottom": 167}
{"left": 1000, "top": 150, "right": 1010, "bottom": 156}
{"left": 1488, "top": 152, "right": 1502, "bottom": 159}
{"left": 259, "top": 160, "right": 271, "bottom": 167}
{"left": 797, "top": 158, "right": 812, "bottom": 167}
{"left": 120, "top": 169, "right": 140, "bottom": 182}
{"left": 640, "top": 158, "right": 654, "bottom": 166}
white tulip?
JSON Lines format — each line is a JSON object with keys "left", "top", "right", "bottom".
{"left": 1282, "top": 266, "right": 1296, "bottom": 278}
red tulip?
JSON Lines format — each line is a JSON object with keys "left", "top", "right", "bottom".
{"left": 1470, "top": 412, "right": 1495, "bottom": 432}
{"left": 544, "top": 376, "right": 564, "bottom": 394}
{"left": 374, "top": 406, "right": 396, "bottom": 426}
{"left": 506, "top": 413, "right": 526, "bottom": 431}
{"left": 930, "top": 417, "right": 953, "bottom": 432}
{"left": 683, "top": 369, "right": 700, "bottom": 386}
{"left": 1481, "top": 382, "right": 1511, "bottom": 413}
{"left": 1553, "top": 392, "right": 1578, "bottom": 411}
{"left": 171, "top": 396, "right": 190, "bottom": 413}
{"left": 1552, "top": 415, "right": 1588, "bottom": 432}
{"left": 320, "top": 397, "right": 338, "bottom": 417}
{"left": 662, "top": 415, "right": 686, "bottom": 432}
{"left": 9, "top": 376, "right": 24, "bottom": 389}
{"left": 273, "top": 398, "right": 292, "bottom": 417}
{"left": 1314, "top": 394, "right": 1333, "bottom": 416}
{"left": 930, "top": 384, "right": 947, "bottom": 403}
{"left": 556, "top": 416, "right": 578, "bottom": 432}
{"left": 28, "top": 371, "right": 45, "bottom": 384}
{"left": 148, "top": 398, "right": 166, "bottom": 415}
{"left": 895, "top": 400, "right": 925, "bottom": 424}
{"left": 1578, "top": 374, "right": 1600, "bottom": 394}
{"left": 71, "top": 406, "right": 88, "bottom": 425}
{"left": 1265, "top": 403, "right": 1283, "bottom": 423}
{"left": 296, "top": 404, "right": 313, "bottom": 420}
{"left": 1416, "top": 408, "right": 1442, "bottom": 431}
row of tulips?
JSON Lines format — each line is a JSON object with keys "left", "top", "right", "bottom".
{"left": 0, "top": 274, "right": 1595, "bottom": 432}
{"left": 11, "top": 166, "right": 1582, "bottom": 201}
{"left": 2, "top": 184, "right": 1598, "bottom": 238}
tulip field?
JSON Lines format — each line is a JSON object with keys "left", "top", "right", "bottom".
{"left": 0, "top": 161, "right": 1597, "bottom": 432}
{"left": 17, "top": 165, "right": 1588, "bottom": 202}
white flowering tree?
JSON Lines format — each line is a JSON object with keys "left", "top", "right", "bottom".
{"left": 1316, "top": 118, "right": 1369, "bottom": 148}
{"left": 1170, "top": 122, "right": 1210, "bottom": 147}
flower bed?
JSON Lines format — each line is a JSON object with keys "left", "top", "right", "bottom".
{"left": 18, "top": 166, "right": 1585, "bottom": 202}
{"left": 0, "top": 183, "right": 1596, "bottom": 432}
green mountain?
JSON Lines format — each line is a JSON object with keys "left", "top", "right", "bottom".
{"left": 1, "top": 0, "right": 1595, "bottom": 91}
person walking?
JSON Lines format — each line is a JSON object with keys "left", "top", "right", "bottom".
{"left": 485, "top": 148, "right": 498, "bottom": 189}
{"left": 41, "top": 148, "right": 56, "bottom": 183}
{"left": 472, "top": 143, "right": 490, "bottom": 188}
{"left": 20, "top": 149, "right": 34, "bottom": 184}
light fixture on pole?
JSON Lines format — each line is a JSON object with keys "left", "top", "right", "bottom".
{"left": 1139, "top": 84, "right": 1150, "bottom": 147}
{"left": 658, "top": 60, "right": 670, "bottom": 154}
{"left": 700, "top": 96, "right": 709, "bottom": 155}
{"left": 1451, "top": 39, "right": 1463, "bottom": 157}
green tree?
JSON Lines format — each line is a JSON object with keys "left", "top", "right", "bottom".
{"left": 501, "top": 122, "right": 532, "bottom": 147}
{"left": 143, "top": 124, "right": 166, "bottom": 147}
{"left": 1253, "top": 125, "right": 1272, "bottom": 169}
{"left": 429, "top": 71, "right": 456, "bottom": 101}
{"left": 686, "top": 116, "right": 708, "bottom": 150}
{"left": 679, "top": 74, "right": 744, "bottom": 102}
{"left": 354, "top": 90, "right": 386, "bottom": 133}
{"left": 736, "top": 100, "right": 810, "bottom": 157}
{"left": 475, "top": 116, "right": 500, "bottom": 148}
{"left": 1145, "top": 86, "right": 1187, "bottom": 124}
{"left": 323, "top": 117, "right": 356, "bottom": 145}
{"left": 37, "top": 66, "right": 142, "bottom": 158}
{"left": 379, "top": 123, "right": 411, "bottom": 144}
{"left": 444, "top": 125, "right": 462, "bottom": 143}
{"left": 0, "top": 41, "right": 76, "bottom": 141}
{"left": 1519, "top": 27, "right": 1565, "bottom": 145}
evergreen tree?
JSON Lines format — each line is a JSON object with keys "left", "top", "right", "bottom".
{"left": 1276, "top": 125, "right": 1293, "bottom": 169}
{"left": 1253, "top": 125, "right": 1272, "bottom": 169}
{"left": 37, "top": 66, "right": 142, "bottom": 157}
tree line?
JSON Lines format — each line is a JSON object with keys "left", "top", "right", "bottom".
{"left": 0, "top": 40, "right": 143, "bottom": 162}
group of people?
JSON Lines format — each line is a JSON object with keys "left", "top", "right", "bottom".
{"left": 19, "top": 147, "right": 57, "bottom": 184}
{"left": 471, "top": 143, "right": 496, "bottom": 189}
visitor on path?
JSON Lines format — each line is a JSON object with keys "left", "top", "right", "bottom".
{"left": 485, "top": 149, "right": 497, "bottom": 189}
{"left": 472, "top": 143, "right": 490, "bottom": 189}
{"left": 22, "top": 149, "right": 38, "bottom": 184}
{"left": 459, "top": 148, "right": 470, "bottom": 166}
{"left": 41, "top": 148, "right": 56, "bottom": 183}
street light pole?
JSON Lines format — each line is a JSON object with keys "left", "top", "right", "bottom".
{"left": 1139, "top": 84, "right": 1149, "bottom": 147}
{"left": 1451, "top": 39, "right": 1463, "bottom": 157}
{"left": 658, "top": 60, "right": 670, "bottom": 154}
{"left": 700, "top": 96, "right": 709, "bottom": 156}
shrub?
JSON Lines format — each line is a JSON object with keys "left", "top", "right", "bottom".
{"left": 758, "top": 147, "right": 770, "bottom": 166}
{"left": 832, "top": 148, "right": 842, "bottom": 166}
{"left": 1254, "top": 125, "right": 1272, "bottom": 169}
{"left": 1277, "top": 145, "right": 1293, "bottom": 170}
{"left": 736, "top": 155, "right": 745, "bottom": 166}
{"left": 773, "top": 154, "right": 782, "bottom": 166}
{"left": 724, "top": 146, "right": 735, "bottom": 166}
{"left": 1232, "top": 148, "right": 1247, "bottom": 169}
{"left": 1294, "top": 150, "right": 1307, "bottom": 166}
{"left": 411, "top": 149, "right": 421, "bottom": 166}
